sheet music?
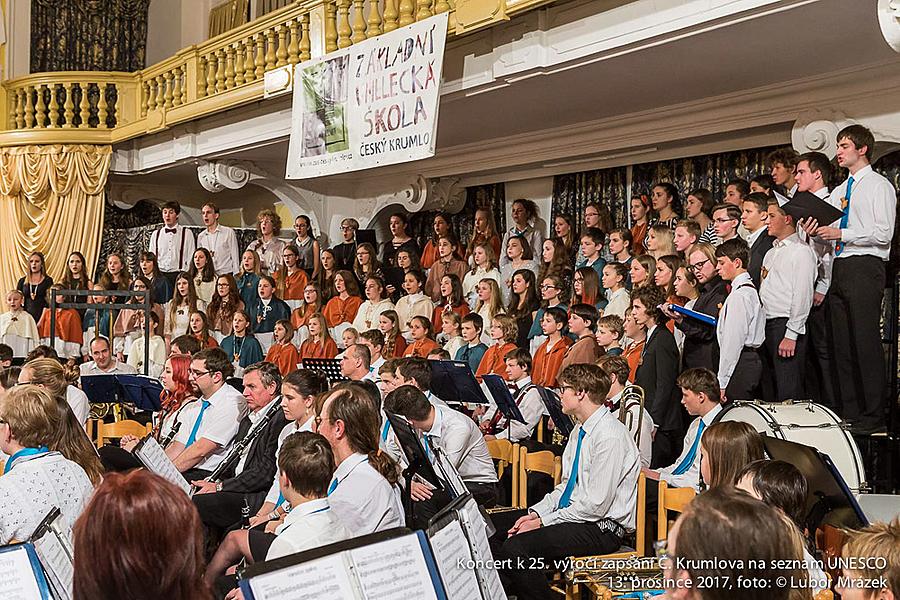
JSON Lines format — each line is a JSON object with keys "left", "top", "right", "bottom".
{"left": 433, "top": 448, "right": 468, "bottom": 499}
{"left": 460, "top": 500, "right": 508, "bottom": 600}
{"left": 350, "top": 534, "right": 440, "bottom": 600}
{"left": 134, "top": 436, "right": 192, "bottom": 495}
{"left": 0, "top": 546, "right": 45, "bottom": 600}
{"left": 429, "top": 521, "right": 482, "bottom": 600}
{"left": 247, "top": 554, "right": 358, "bottom": 600}
{"left": 32, "top": 531, "right": 73, "bottom": 600}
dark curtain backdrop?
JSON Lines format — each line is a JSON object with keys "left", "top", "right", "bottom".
{"left": 31, "top": 0, "right": 151, "bottom": 73}
{"left": 409, "top": 183, "right": 506, "bottom": 248}
{"left": 630, "top": 145, "right": 784, "bottom": 205}
{"left": 96, "top": 199, "right": 256, "bottom": 280}
{"left": 552, "top": 167, "right": 628, "bottom": 230}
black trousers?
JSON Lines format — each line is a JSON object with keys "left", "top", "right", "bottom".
{"left": 805, "top": 300, "right": 836, "bottom": 408}
{"left": 489, "top": 509, "right": 622, "bottom": 600}
{"left": 650, "top": 429, "right": 682, "bottom": 469}
{"left": 829, "top": 257, "right": 886, "bottom": 428}
{"left": 726, "top": 349, "right": 762, "bottom": 401}
{"left": 193, "top": 490, "right": 266, "bottom": 531}
{"left": 98, "top": 445, "right": 142, "bottom": 472}
{"left": 413, "top": 481, "right": 499, "bottom": 529}
{"left": 763, "top": 318, "right": 807, "bottom": 401}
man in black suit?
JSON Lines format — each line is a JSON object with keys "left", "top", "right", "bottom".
{"left": 632, "top": 285, "right": 683, "bottom": 468}
{"left": 742, "top": 192, "right": 775, "bottom": 287}
{"left": 192, "top": 361, "right": 288, "bottom": 539}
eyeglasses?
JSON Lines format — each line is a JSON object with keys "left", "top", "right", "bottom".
{"left": 559, "top": 385, "right": 577, "bottom": 393}
{"left": 573, "top": 277, "right": 584, "bottom": 283}
{"left": 189, "top": 369, "right": 210, "bottom": 378}
{"left": 689, "top": 259, "right": 710, "bottom": 272}
{"left": 713, "top": 217, "right": 736, "bottom": 224}
{"left": 539, "top": 285, "right": 558, "bottom": 291}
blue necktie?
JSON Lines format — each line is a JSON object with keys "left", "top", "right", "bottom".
{"left": 672, "top": 419, "right": 706, "bottom": 476}
{"left": 327, "top": 477, "right": 339, "bottom": 495}
{"left": 558, "top": 428, "right": 587, "bottom": 509}
{"left": 185, "top": 400, "right": 211, "bottom": 447}
{"left": 381, "top": 420, "right": 391, "bottom": 442}
{"left": 423, "top": 434, "right": 434, "bottom": 461}
{"left": 835, "top": 176, "right": 854, "bottom": 256}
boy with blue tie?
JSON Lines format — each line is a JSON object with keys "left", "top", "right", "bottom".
{"left": 492, "top": 364, "right": 640, "bottom": 600}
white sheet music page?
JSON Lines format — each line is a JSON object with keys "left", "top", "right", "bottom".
{"left": 248, "top": 554, "right": 358, "bottom": 600}
{"left": 0, "top": 546, "right": 44, "bottom": 600}
{"left": 429, "top": 520, "right": 482, "bottom": 600}
{"left": 350, "top": 533, "right": 439, "bottom": 600}
{"left": 134, "top": 436, "right": 192, "bottom": 495}
{"left": 33, "top": 527, "right": 73, "bottom": 600}
{"left": 461, "top": 500, "right": 508, "bottom": 600}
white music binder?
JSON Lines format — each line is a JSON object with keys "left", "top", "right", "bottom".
{"left": 133, "top": 435, "right": 192, "bottom": 495}
{"left": 30, "top": 508, "right": 73, "bottom": 600}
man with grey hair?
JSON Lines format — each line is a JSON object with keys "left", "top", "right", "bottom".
{"left": 191, "top": 361, "right": 289, "bottom": 538}
{"left": 339, "top": 343, "right": 371, "bottom": 382}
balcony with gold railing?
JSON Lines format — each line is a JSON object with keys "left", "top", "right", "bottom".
{"left": 0, "top": 0, "right": 555, "bottom": 147}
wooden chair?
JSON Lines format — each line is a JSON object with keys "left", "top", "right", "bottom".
{"left": 486, "top": 439, "right": 519, "bottom": 512}
{"left": 517, "top": 447, "right": 561, "bottom": 508}
{"left": 561, "top": 472, "right": 647, "bottom": 598}
{"left": 657, "top": 480, "right": 696, "bottom": 542}
{"left": 95, "top": 419, "right": 152, "bottom": 448}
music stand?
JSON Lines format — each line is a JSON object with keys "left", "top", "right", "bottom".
{"left": 301, "top": 358, "right": 348, "bottom": 385}
{"left": 117, "top": 375, "right": 163, "bottom": 412}
{"left": 761, "top": 436, "right": 868, "bottom": 531}
{"left": 80, "top": 374, "right": 121, "bottom": 405}
{"left": 536, "top": 386, "right": 574, "bottom": 438}
{"left": 429, "top": 360, "right": 490, "bottom": 405}
{"left": 482, "top": 374, "right": 526, "bottom": 424}
{"left": 386, "top": 412, "right": 444, "bottom": 529}
{"left": 428, "top": 491, "right": 473, "bottom": 531}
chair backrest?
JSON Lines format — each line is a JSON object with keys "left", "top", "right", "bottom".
{"left": 634, "top": 471, "right": 646, "bottom": 556}
{"left": 486, "top": 438, "right": 515, "bottom": 477}
{"left": 96, "top": 419, "right": 152, "bottom": 447}
{"left": 657, "top": 480, "right": 697, "bottom": 541}
{"left": 517, "top": 447, "right": 561, "bottom": 507}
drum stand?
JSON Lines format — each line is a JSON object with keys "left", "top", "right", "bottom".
{"left": 853, "top": 431, "right": 898, "bottom": 494}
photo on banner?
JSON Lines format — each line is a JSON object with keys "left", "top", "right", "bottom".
{"left": 286, "top": 12, "right": 449, "bottom": 179}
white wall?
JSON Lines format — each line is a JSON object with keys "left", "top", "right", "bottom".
{"left": 5, "top": 0, "right": 30, "bottom": 78}
{"left": 146, "top": 0, "right": 216, "bottom": 66}
{"left": 505, "top": 178, "right": 553, "bottom": 239}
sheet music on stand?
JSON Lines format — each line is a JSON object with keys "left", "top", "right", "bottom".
{"left": 428, "top": 495, "right": 508, "bottom": 600}
{"left": 432, "top": 445, "right": 470, "bottom": 499}
{"left": 238, "top": 528, "right": 447, "bottom": 600}
{"left": 133, "top": 435, "right": 192, "bottom": 495}
{"left": 30, "top": 508, "right": 73, "bottom": 600}
{"left": 0, "top": 543, "right": 51, "bottom": 600}
{"left": 300, "top": 358, "right": 348, "bottom": 385}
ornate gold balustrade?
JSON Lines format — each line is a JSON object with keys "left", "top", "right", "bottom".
{"left": 0, "top": 0, "right": 555, "bottom": 147}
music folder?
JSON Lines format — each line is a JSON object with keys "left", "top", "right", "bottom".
{"left": 535, "top": 386, "right": 574, "bottom": 438}
{"left": 385, "top": 412, "right": 444, "bottom": 490}
{"left": 0, "top": 543, "right": 52, "bottom": 600}
{"left": 668, "top": 304, "right": 717, "bottom": 326}
{"left": 116, "top": 374, "right": 163, "bottom": 412}
{"left": 30, "top": 508, "right": 73, "bottom": 600}
{"left": 132, "top": 435, "right": 193, "bottom": 495}
{"left": 429, "top": 360, "right": 490, "bottom": 405}
{"left": 481, "top": 375, "right": 526, "bottom": 424}
{"left": 237, "top": 528, "right": 448, "bottom": 600}
{"left": 774, "top": 189, "right": 844, "bottom": 225}
{"left": 79, "top": 374, "right": 120, "bottom": 404}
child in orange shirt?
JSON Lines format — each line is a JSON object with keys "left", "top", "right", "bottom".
{"left": 265, "top": 319, "right": 301, "bottom": 376}
{"left": 189, "top": 310, "right": 219, "bottom": 349}
{"left": 37, "top": 285, "right": 83, "bottom": 363}
{"left": 403, "top": 315, "right": 438, "bottom": 358}
{"left": 378, "top": 310, "right": 407, "bottom": 358}
{"left": 299, "top": 313, "right": 338, "bottom": 360}
{"left": 531, "top": 307, "right": 572, "bottom": 389}
{"left": 475, "top": 314, "right": 518, "bottom": 381}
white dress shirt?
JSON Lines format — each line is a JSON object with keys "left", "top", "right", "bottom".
{"left": 531, "top": 405, "right": 640, "bottom": 529}
{"left": 425, "top": 405, "right": 498, "bottom": 484}
{"left": 352, "top": 299, "right": 395, "bottom": 333}
{"left": 149, "top": 224, "right": 196, "bottom": 273}
{"left": 608, "top": 386, "right": 655, "bottom": 468}
{"left": 658, "top": 403, "right": 722, "bottom": 490}
{"left": 247, "top": 237, "right": 287, "bottom": 274}
{"left": 328, "top": 452, "right": 405, "bottom": 536}
{"left": 267, "top": 498, "right": 353, "bottom": 561}
{"left": 716, "top": 272, "right": 765, "bottom": 389}
{"left": 796, "top": 187, "right": 834, "bottom": 295}
{"left": 197, "top": 224, "right": 240, "bottom": 275}
{"left": 829, "top": 165, "right": 896, "bottom": 261}
{"left": 759, "top": 234, "right": 816, "bottom": 339}
{"left": 485, "top": 377, "right": 544, "bottom": 443}
{"left": 604, "top": 287, "right": 631, "bottom": 319}
{"left": 266, "top": 416, "right": 314, "bottom": 506}
{"left": 66, "top": 385, "right": 90, "bottom": 426}
{"left": 0, "top": 452, "right": 93, "bottom": 544}
{"left": 174, "top": 382, "right": 247, "bottom": 472}
{"left": 80, "top": 360, "right": 138, "bottom": 376}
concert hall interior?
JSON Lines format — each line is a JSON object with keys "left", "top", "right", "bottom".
{"left": 0, "top": 0, "right": 899, "bottom": 599}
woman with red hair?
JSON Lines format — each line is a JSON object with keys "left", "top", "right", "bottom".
{"left": 73, "top": 470, "right": 212, "bottom": 600}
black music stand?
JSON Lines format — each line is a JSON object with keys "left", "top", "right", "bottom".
{"left": 761, "top": 436, "right": 868, "bottom": 531}
{"left": 482, "top": 374, "right": 526, "bottom": 424}
{"left": 536, "top": 386, "right": 574, "bottom": 438}
{"left": 386, "top": 412, "right": 444, "bottom": 529}
{"left": 301, "top": 358, "right": 347, "bottom": 384}
{"left": 117, "top": 375, "right": 163, "bottom": 412}
{"left": 80, "top": 374, "right": 121, "bottom": 405}
{"left": 429, "top": 360, "right": 489, "bottom": 405}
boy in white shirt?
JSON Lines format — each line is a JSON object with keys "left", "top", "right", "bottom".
{"left": 597, "top": 355, "right": 654, "bottom": 468}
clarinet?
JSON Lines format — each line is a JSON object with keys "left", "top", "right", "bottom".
{"left": 194, "top": 400, "right": 283, "bottom": 491}
{"left": 157, "top": 398, "right": 199, "bottom": 449}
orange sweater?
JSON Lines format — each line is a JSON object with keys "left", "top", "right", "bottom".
{"left": 623, "top": 339, "right": 645, "bottom": 382}
{"left": 384, "top": 333, "right": 407, "bottom": 359}
{"left": 266, "top": 342, "right": 301, "bottom": 375}
{"left": 37, "top": 309, "right": 83, "bottom": 344}
{"left": 404, "top": 337, "right": 439, "bottom": 358}
{"left": 300, "top": 336, "right": 338, "bottom": 360}
{"left": 475, "top": 342, "right": 517, "bottom": 381}
{"left": 278, "top": 269, "right": 309, "bottom": 301}
{"left": 532, "top": 336, "right": 572, "bottom": 388}
{"left": 291, "top": 304, "right": 318, "bottom": 330}
{"left": 432, "top": 303, "right": 470, "bottom": 334}
{"left": 323, "top": 295, "right": 363, "bottom": 327}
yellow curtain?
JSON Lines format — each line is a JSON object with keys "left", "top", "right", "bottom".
{"left": 0, "top": 145, "right": 110, "bottom": 308}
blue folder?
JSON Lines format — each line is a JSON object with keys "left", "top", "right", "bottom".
{"left": 669, "top": 303, "right": 717, "bottom": 326}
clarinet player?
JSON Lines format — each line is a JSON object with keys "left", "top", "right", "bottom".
{"left": 191, "top": 361, "right": 288, "bottom": 543}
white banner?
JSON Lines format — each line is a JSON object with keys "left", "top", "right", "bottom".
{"left": 285, "top": 13, "right": 449, "bottom": 179}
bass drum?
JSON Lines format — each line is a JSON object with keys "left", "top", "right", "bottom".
{"left": 717, "top": 401, "right": 866, "bottom": 493}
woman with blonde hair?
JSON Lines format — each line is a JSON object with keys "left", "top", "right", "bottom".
{"left": 463, "top": 243, "right": 502, "bottom": 309}
{"left": 97, "top": 252, "right": 132, "bottom": 292}
{"left": 474, "top": 278, "right": 504, "bottom": 345}
{"left": 465, "top": 207, "right": 502, "bottom": 266}
{"left": 475, "top": 314, "right": 518, "bottom": 380}
{"left": 647, "top": 224, "right": 676, "bottom": 260}
{"left": 19, "top": 357, "right": 89, "bottom": 427}
{"left": 629, "top": 254, "right": 657, "bottom": 290}
{"left": 247, "top": 208, "right": 286, "bottom": 274}
{"left": 299, "top": 313, "right": 338, "bottom": 360}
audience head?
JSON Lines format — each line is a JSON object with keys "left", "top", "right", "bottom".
{"left": 189, "top": 348, "right": 233, "bottom": 397}
{"left": 256, "top": 208, "right": 282, "bottom": 238}
{"left": 631, "top": 254, "right": 657, "bottom": 288}
{"left": 503, "top": 347, "right": 532, "bottom": 381}
{"left": 340, "top": 343, "right": 371, "bottom": 379}
{"left": 161, "top": 354, "right": 194, "bottom": 410}
{"left": 278, "top": 431, "right": 335, "bottom": 500}
{"left": 651, "top": 182, "right": 680, "bottom": 215}
{"left": 675, "top": 368, "right": 721, "bottom": 415}
{"left": 170, "top": 334, "right": 202, "bottom": 356}
{"left": 596, "top": 354, "right": 630, "bottom": 390}
{"left": 685, "top": 188, "right": 714, "bottom": 220}
{"left": 0, "top": 343, "right": 12, "bottom": 368}
{"left": 736, "top": 460, "right": 808, "bottom": 529}
{"left": 427, "top": 348, "right": 451, "bottom": 360}
{"left": 724, "top": 178, "right": 750, "bottom": 205}
{"left": 161, "top": 200, "right": 182, "bottom": 226}
{"left": 711, "top": 203, "right": 742, "bottom": 239}
{"left": 0, "top": 366, "right": 21, "bottom": 392}
{"left": 630, "top": 285, "right": 667, "bottom": 328}
{"left": 795, "top": 151, "right": 832, "bottom": 192}
{"left": 573, "top": 266, "right": 602, "bottom": 306}
{"left": 89, "top": 336, "right": 114, "bottom": 369}
{"left": 460, "top": 313, "right": 483, "bottom": 343}
{"left": 836, "top": 124, "right": 875, "bottom": 169}
{"left": 749, "top": 173, "right": 775, "bottom": 195}
{"left": 674, "top": 220, "right": 701, "bottom": 253}
{"left": 73, "top": 470, "right": 211, "bottom": 600}
{"left": 19, "top": 357, "right": 75, "bottom": 399}
{"left": 0, "top": 384, "right": 61, "bottom": 452}
{"left": 596, "top": 314, "right": 624, "bottom": 349}
{"left": 281, "top": 369, "right": 328, "bottom": 424}
{"left": 557, "top": 364, "right": 612, "bottom": 418}
{"left": 394, "top": 357, "right": 432, "bottom": 391}
{"left": 688, "top": 243, "right": 718, "bottom": 284}
{"left": 700, "top": 421, "right": 765, "bottom": 489}
{"left": 740, "top": 192, "right": 770, "bottom": 233}
{"left": 378, "top": 358, "right": 401, "bottom": 393}
{"left": 490, "top": 314, "right": 519, "bottom": 344}
{"left": 714, "top": 238, "right": 750, "bottom": 280}
{"left": 665, "top": 487, "right": 806, "bottom": 600}
{"left": 359, "top": 329, "right": 385, "bottom": 358}
{"left": 837, "top": 517, "right": 900, "bottom": 600}
{"left": 608, "top": 228, "right": 633, "bottom": 258}
{"left": 384, "top": 385, "right": 433, "bottom": 426}
{"left": 568, "top": 303, "right": 600, "bottom": 335}
{"left": 766, "top": 148, "right": 800, "bottom": 188}
{"left": 242, "top": 361, "right": 281, "bottom": 410}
